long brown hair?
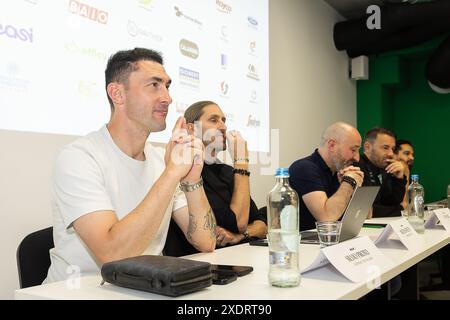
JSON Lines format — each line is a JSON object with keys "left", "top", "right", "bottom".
{"left": 184, "top": 100, "right": 217, "bottom": 124}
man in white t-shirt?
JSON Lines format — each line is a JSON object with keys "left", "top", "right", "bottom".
{"left": 45, "top": 48, "right": 216, "bottom": 283}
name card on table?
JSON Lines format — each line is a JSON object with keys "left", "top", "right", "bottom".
{"left": 302, "top": 236, "right": 393, "bottom": 283}
{"left": 373, "top": 217, "right": 423, "bottom": 251}
{"left": 425, "top": 208, "right": 450, "bottom": 231}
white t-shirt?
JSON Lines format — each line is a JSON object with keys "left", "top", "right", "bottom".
{"left": 44, "top": 125, "right": 187, "bottom": 283}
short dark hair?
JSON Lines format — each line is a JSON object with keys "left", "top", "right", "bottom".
{"left": 394, "top": 139, "right": 413, "bottom": 154}
{"left": 184, "top": 100, "right": 217, "bottom": 124}
{"left": 105, "top": 48, "right": 163, "bottom": 110}
{"left": 364, "top": 127, "right": 396, "bottom": 143}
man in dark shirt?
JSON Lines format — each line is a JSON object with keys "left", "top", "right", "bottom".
{"left": 164, "top": 101, "right": 267, "bottom": 256}
{"left": 394, "top": 140, "right": 415, "bottom": 172}
{"left": 394, "top": 139, "right": 415, "bottom": 209}
{"left": 289, "top": 122, "right": 364, "bottom": 231}
{"left": 359, "top": 128, "right": 406, "bottom": 217}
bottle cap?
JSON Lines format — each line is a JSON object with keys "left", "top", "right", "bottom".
{"left": 411, "top": 174, "right": 419, "bottom": 181}
{"left": 275, "top": 168, "right": 289, "bottom": 177}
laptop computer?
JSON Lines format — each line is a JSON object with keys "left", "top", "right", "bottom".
{"left": 300, "top": 186, "right": 380, "bottom": 244}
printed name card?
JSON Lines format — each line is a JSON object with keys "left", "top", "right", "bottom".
{"left": 373, "top": 217, "right": 423, "bottom": 251}
{"left": 302, "top": 236, "right": 393, "bottom": 283}
{"left": 425, "top": 208, "right": 450, "bottom": 231}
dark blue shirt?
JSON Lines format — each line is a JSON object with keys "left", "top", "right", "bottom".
{"left": 289, "top": 149, "right": 340, "bottom": 231}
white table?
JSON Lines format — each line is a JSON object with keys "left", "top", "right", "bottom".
{"left": 15, "top": 218, "right": 450, "bottom": 300}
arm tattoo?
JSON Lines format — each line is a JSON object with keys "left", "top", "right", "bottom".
{"left": 187, "top": 212, "right": 197, "bottom": 241}
{"left": 203, "top": 207, "right": 216, "bottom": 239}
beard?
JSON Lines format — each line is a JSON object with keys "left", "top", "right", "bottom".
{"left": 407, "top": 161, "right": 413, "bottom": 170}
{"left": 331, "top": 149, "right": 355, "bottom": 171}
{"left": 371, "top": 150, "right": 391, "bottom": 168}
{"left": 333, "top": 158, "right": 345, "bottom": 171}
{"left": 337, "top": 161, "right": 354, "bottom": 171}
{"left": 202, "top": 128, "right": 226, "bottom": 151}
{"left": 203, "top": 134, "right": 227, "bottom": 164}
{"left": 210, "top": 134, "right": 227, "bottom": 152}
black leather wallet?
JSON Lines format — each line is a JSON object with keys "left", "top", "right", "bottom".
{"left": 101, "top": 255, "right": 212, "bottom": 297}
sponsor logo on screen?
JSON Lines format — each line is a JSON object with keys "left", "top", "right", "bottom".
{"left": 247, "top": 16, "right": 258, "bottom": 29}
{"left": 216, "top": 0, "right": 232, "bottom": 14}
{"left": 0, "top": 63, "right": 30, "bottom": 93}
{"left": 138, "top": 0, "right": 154, "bottom": 11}
{"left": 69, "top": 0, "right": 108, "bottom": 25}
{"left": 0, "top": 23, "right": 33, "bottom": 43}
{"left": 174, "top": 6, "right": 202, "bottom": 27}
{"left": 221, "top": 54, "right": 228, "bottom": 69}
{"left": 249, "top": 41, "right": 257, "bottom": 56}
{"left": 179, "top": 67, "right": 200, "bottom": 89}
{"left": 250, "top": 90, "right": 258, "bottom": 103}
{"left": 224, "top": 112, "right": 234, "bottom": 123}
{"left": 220, "top": 81, "right": 229, "bottom": 96}
{"left": 220, "top": 25, "right": 228, "bottom": 42}
{"left": 247, "top": 64, "right": 259, "bottom": 81}
{"left": 65, "top": 41, "right": 107, "bottom": 61}
{"left": 127, "top": 20, "right": 162, "bottom": 42}
{"left": 179, "top": 39, "right": 199, "bottom": 59}
{"left": 247, "top": 114, "right": 261, "bottom": 127}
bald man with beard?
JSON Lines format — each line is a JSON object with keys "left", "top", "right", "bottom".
{"left": 289, "top": 122, "right": 364, "bottom": 231}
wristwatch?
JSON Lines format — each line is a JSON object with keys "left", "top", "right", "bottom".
{"left": 179, "top": 177, "right": 204, "bottom": 192}
{"left": 233, "top": 168, "right": 251, "bottom": 176}
{"left": 243, "top": 229, "right": 250, "bottom": 240}
{"left": 342, "top": 175, "right": 357, "bottom": 190}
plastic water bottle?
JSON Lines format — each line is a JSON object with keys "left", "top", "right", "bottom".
{"left": 267, "top": 168, "right": 300, "bottom": 287}
{"left": 407, "top": 174, "right": 425, "bottom": 234}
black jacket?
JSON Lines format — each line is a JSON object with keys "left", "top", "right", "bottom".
{"left": 358, "top": 154, "right": 406, "bottom": 217}
{"left": 164, "top": 163, "right": 266, "bottom": 257}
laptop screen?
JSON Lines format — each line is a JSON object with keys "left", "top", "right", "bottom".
{"left": 299, "top": 186, "right": 380, "bottom": 244}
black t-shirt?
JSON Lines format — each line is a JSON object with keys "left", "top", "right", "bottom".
{"left": 358, "top": 154, "right": 406, "bottom": 217}
{"left": 164, "top": 163, "right": 266, "bottom": 257}
{"left": 289, "top": 149, "right": 340, "bottom": 231}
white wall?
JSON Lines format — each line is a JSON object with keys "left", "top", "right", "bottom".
{"left": 0, "top": 130, "right": 77, "bottom": 299}
{"left": 0, "top": 0, "right": 355, "bottom": 299}
{"left": 249, "top": 0, "right": 356, "bottom": 207}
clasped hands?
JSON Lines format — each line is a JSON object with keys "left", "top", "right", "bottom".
{"left": 338, "top": 165, "right": 364, "bottom": 187}
{"left": 165, "top": 117, "right": 204, "bottom": 183}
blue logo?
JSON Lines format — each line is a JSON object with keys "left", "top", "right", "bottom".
{"left": 248, "top": 16, "right": 258, "bottom": 27}
{"left": 179, "top": 67, "right": 200, "bottom": 89}
{"left": 221, "top": 54, "right": 228, "bottom": 69}
{"left": 0, "top": 63, "right": 31, "bottom": 93}
{"left": 0, "top": 23, "right": 33, "bottom": 43}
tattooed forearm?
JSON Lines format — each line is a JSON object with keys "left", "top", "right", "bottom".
{"left": 203, "top": 207, "right": 216, "bottom": 239}
{"left": 187, "top": 212, "right": 197, "bottom": 241}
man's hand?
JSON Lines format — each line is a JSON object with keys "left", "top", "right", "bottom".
{"left": 367, "top": 207, "right": 373, "bottom": 219}
{"left": 226, "top": 130, "right": 248, "bottom": 167}
{"left": 165, "top": 117, "right": 201, "bottom": 180}
{"left": 400, "top": 161, "right": 410, "bottom": 181}
{"left": 215, "top": 226, "right": 243, "bottom": 247}
{"left": 385, "top": 159, "right": 405, "bottom": 179}
{"left": 181, "top": 136, "right": 204, "bottom": 183}
{"left": 338, "top": 165, "right": 364, "bottom": 187}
